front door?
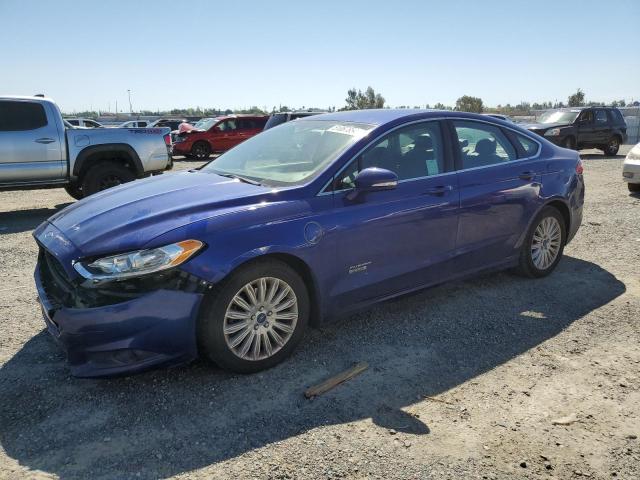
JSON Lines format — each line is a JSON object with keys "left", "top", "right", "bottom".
{"left": 451, "top": 119, "right": 545, "bottom": 271}
{"left": 325, "top": 120, "right": 460, "bottom": 310}
{"left": 576, "top": 109, "right": 597, "bottom": 147}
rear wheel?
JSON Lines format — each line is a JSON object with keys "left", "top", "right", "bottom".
{"left": 191, "top": 141, "right": 211, "bottom": 160}
{"left": 604, "top": 136, "right": 620, "bottom": 156}
{"left": 81, "top": 162, "right": 136, "bottom": 197}
{"left": 197, "top": 259, "right": 309, "bottom": 373}
{"left": 516, "top": 206, "right": 566, "bottom": 278}
{"left": 64, "top": 183, "right": 83, "bottom": 200}
{"left": 628, "top": 183, "right": 640, "bottom": 193}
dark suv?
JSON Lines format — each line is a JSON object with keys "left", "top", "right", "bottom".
{"left": 263, "top": 111, "right": 324, "bottom": 130}
{"left": 525, "top": 107, "right": 627, "bottom": 155}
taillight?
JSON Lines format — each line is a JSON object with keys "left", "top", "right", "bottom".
{"left": 163, "top": 133, "right": 171, "bottom": 146}
{"left": 576, "top": 159, "right": 584, "bottom": 175}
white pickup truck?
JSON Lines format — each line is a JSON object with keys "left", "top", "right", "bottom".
{"left": 0, "top": 96, "right": 172, "bottom": 199}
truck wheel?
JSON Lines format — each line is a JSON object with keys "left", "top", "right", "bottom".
{"left": 628, "top": 183, "right": 640, "bottom": 193}
{"left": 604, "top": 136, "right": 620, "bottom": 156}
{"left": 64, "top": 184, "right": 84, "bottom": 200}
{"left": 191, "top": 141, "right": 211, "bottom": 159}
{"left": 81, "top": 162, "right": 135, "bottom": 197}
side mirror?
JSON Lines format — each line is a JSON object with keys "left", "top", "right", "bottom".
{"left": 346, "top": 167, "right": 397, "bottom": 200}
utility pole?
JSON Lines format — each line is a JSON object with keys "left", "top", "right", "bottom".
{"left": 127, "top": 89, "right": 133, "bottom": 115}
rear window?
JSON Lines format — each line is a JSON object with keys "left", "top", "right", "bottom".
{"left": 611, "top": 109, "right": 626, "bottom": 125}
{"left": 0, "top": 101, "right": 48, "bottom": 131}
{"left": 515, "top": 134, "right": 540, "bottom": 157}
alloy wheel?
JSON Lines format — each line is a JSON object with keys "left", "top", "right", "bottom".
{"left": 223, "top": 277, "right": 298, "bottom": 361}
{"left": 531, "top": 216, "right": 562, "bottom": 270}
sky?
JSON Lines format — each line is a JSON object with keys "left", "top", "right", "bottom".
{"left": 1, "top": 0, "right": 638, "bottom": 113}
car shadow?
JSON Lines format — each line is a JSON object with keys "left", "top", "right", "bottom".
{"left": 0, "top": 204, "right": 72, "bottom": 235}
{"left": 579, "top": 152, "right": 625, "bottom": 160}
{"left": 0, "top": 256, "right": 625, "bottom": 479}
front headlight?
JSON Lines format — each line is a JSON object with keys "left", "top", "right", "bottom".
{"left": 73, "top": 240, "right": 204, "bottom": 281}
{"left": 544, "top": 128, "right": 561, "bottom": 137}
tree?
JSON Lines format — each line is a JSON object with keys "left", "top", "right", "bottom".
{"left": 568, "top": 88, "right": 585, "bottom": 107}
{"left": 455, "top": 95, "right": 484, "bottom": 113}
{"left": 343, "top": 86, "right": 386, "bottom": 110}
{"left": 433, "top": 102, "right": 450, "bottom": 110}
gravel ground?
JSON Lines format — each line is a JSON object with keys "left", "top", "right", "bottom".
{"left": 0, "top": 149, "right": 639, "bottom": 479}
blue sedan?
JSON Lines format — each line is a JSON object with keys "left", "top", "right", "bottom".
{"left": 34, "top": 110, "right": 584, "bottom": 377}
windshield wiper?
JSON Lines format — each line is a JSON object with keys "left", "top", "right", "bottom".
{"left": 216, "top": 173, "right": 262, "bottom": 186}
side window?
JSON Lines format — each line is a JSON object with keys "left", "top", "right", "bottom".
{"left": 68, "top": 119, "right": 79, "bottom": 126}
{"left": 453, "top": 120, "right": 516, "bottom": 169}
{"left": 595, "top": 110, "right": 608, "bottom": 124}
{"left": 329, "top": 121, "right": 445, "bottom": 191}
{"left": 515, "top": 134, "right": 539, "bottom": 157}
{"left": 0, "top": 101, "right": 48, "bottom": 131}
{"left": 578, "top": 110, "right": 593, "bottom": 123}
{"left": 217, "top": 120, "right": 237, "bottom": 131}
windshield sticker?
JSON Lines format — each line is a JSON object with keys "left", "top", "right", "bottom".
{"left": 327, "top": 125, "right": 370, "bottom": 137}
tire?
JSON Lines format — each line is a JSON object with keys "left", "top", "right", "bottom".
{"left": 628, "top": 183, "right": 640, "bottom": 193}
{"left": 80, "top": 162, "right": 136, "bottom": 197}
{"left": 516, "top": 206, "right": 566, "bottom": 278}
{"left": 197, "top": 259, "right": 309, "bottom": 373}
{"left": 191, "top": 141, "right": 211, "bottom": 160}
{"left": 604, "top": 136, "right": 620, "bottom": 156}
{"left": 562, "top": 136, "right": 575, "bottom": 150}
{"left": 64, "top": 183, "right": 84, "bottom": 200}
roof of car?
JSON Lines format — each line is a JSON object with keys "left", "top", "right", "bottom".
{"left": 299, "top": 109, "right": 505, "bottom": 125}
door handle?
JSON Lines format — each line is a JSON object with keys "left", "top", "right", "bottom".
{"left": 519, "top": 171, "right": 535, "bottom": 180}
{"left": 424, "top": 185, "right": 453, "bottom": 196}
{"left": 35, "top": 138, "right": 55, "bottom": 144}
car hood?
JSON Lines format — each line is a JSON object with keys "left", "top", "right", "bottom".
{"left": 523, "top": 122, "right": 572, "bottom": 131}
{"left": 45, "top": 171, "right": 278, "bottom": 257}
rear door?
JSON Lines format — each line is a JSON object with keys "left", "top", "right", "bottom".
{"left": 451, "top": 119, "right": 545, "bottom": 271}
{"left": 326, "top": 120, "right": 460, "bottom": 309}
{"left": 593, "top": 109, "right": 610, "bottom": 144}
{"left": 0, "top": 100, "right": 64, "bottom": 184}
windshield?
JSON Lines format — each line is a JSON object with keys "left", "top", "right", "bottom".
{"left": 196, "top": 118, "right": 218, "bottom": 131}
{"left": 537, "top": 110, "right": 580, "bottom": 124}
{"left": 203, "top": 120, "right": 375, "bottom": 186}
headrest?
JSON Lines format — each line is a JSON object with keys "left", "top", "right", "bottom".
{"left": 475, "top": 138, "right": 496, "bottom": 155}
{"left": 413, "top": 135, "right": 433, "bottom": 150}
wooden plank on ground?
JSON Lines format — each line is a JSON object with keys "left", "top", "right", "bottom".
{"left": 304, "top": 362, "right": 369, "bottom": 399}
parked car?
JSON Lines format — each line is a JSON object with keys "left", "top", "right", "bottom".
{"left": 117, "top": 120, "right": 150, "bottom": 128}
{"left": 263, "top": 111, "right": 325, "bottom": 130}
{"left": 623, "top": 142, "right": 640, "bottom": 193}
{"left": 148, "top": 118, "right": 187, "bottom": 131}
{"left": 525, "top": 107, "right": 627, "bottom": 155}
{"left": 65, "top": 117, "right": 103, "bottom": 128}
{"left": 172, "top": 115, "right": 268, "bottom": 159}
{"left": 33, "top": 109, "right": 584, "bottom": 377}
{"left": 0, "top": 96, "right": 172, "bottom": 199}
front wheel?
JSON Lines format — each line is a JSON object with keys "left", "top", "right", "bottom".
{"left": 516, "top": 206, "right": 566, "bottom": 278}
{"left": 197, "top": 259, "right": 309, "bottom": 373}
{"left": 604, "top": 136, "right": 620, "bottom": 156}
{"left": 628, "top": 183, "right": 640, "bottom": 193}
{"left": 191, "top": 141, "right": 211, "bottom": 160}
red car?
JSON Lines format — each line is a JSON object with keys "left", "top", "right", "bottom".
{"left": 172, "top": 115, "right": 268, "bottom": 159}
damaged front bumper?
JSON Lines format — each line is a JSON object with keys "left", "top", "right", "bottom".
{"left": 34, "top": 247, "right": 206, "bottom": 377}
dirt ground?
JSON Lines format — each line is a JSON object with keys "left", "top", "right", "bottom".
{"left": 0, "top": 149, "right": 638, "bottom": 479}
